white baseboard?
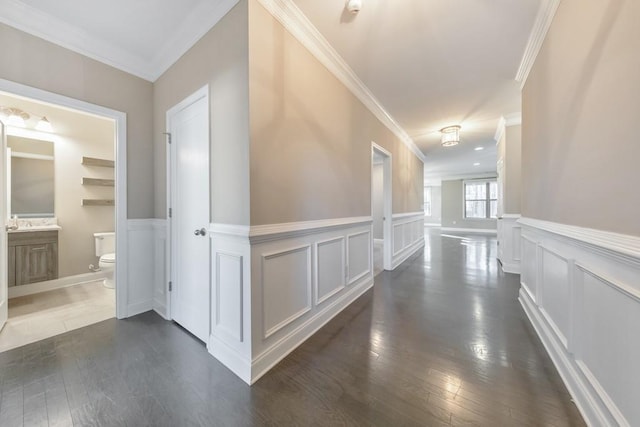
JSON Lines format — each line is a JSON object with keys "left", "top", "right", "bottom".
{"left": 392, "top": 239, "right": 425, "bottom": 269}
{"left": 250, "top": 276, "right": 373, "bottom": 384}
{"left": 127, "top": 299, "right": 153, "bottom": 317}
{"left": 8, "top": 271, "right": 108, "bottom": 299}
{"left": 499, "top": 260, "right": 520, "bottom": 274}
{"left": 441, "top": 227, "right": 497, "bottom": 234}
{"left": 208, "top": 334, "right": 252, "bottom": 384}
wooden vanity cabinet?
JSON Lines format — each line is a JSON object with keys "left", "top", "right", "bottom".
{"left": 8, "top": 231, "right": 58, "bottom": 287}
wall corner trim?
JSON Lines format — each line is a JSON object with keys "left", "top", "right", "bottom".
{"left": 515, "top": 0, "right": 561, "bottom": 89}
{"left": 256, "top": 0, "right": 425, "bottom": 163}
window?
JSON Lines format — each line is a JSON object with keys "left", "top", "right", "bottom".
{"left": 424, "top": 187, "right": 432, "bottom": 216}
{"left": 464, "top": 180, "right": 497, "bottom": 219}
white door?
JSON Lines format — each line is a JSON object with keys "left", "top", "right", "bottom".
{"left": 0, "top": 121, "right": 8, "bottom": 330}
{"left": 168, "top": 87, "right": 210, "bottom": 342}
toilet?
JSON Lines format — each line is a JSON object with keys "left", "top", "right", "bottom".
{"left": 94, "top": 232, "right": 116, "bottom": 289}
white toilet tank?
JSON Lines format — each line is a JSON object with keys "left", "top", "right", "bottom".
{"left": 94, "top": 232, "right": 115, "bottom": 256}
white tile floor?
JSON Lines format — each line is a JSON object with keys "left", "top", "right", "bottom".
{"left": 0, "top": 280, "right": 115, "bottom": 352}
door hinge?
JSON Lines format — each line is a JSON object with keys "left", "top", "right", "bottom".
{"left": 168, "top": 281, "right": 172, "bottom": 292}
{"left": 168, "top": 207, "right": 172, "bottom": 218}
{"left": 163, "top": 132, "right": 172, "bottom": 144}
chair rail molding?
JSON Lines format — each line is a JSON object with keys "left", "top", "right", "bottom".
{"left": 519, "top": 217, "right": 640, "bottom": 427}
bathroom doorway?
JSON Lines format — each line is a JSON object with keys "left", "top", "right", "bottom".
{"left": 0, "top": 80, "right": 127, "bottom": 352}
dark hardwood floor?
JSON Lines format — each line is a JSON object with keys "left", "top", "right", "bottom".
{"left": 0, "top": 230, "right": 585, "bottom": 426}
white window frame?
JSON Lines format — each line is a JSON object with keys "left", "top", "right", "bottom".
{"left": 462, "top": 179, "right": 497, "bottom": 220}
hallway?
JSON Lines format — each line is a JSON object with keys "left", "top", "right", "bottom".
{"left": 0, "top": 231, "right": 585, "bottom": 426}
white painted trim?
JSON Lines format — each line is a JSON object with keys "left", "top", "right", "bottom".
{"left": 515, "top": 0, "right": 562, "bottom": 89}
{"left": 257, "top": 0, "right": 425, "bottom": 163}
{"left": 391, "top": 239, "right": 425, "bottom": 270}
{"left": 127, "top": 299, "right": 153, "bottom": 317}
{"left": 0, "top": 0, "right": 240, "bottom": 82}
{"left": 8, "top": 272, "right": 108, "bottom": 299}
{"left": 249, "top": 216, "right": 372, "bottom": 244}
{"left": 501, "top": 213, "right": 522, "bottom": 219}
{"left": 518, "top": 289, "right": 613, "bottom": 427}
{"left": 209, "top": 223, "right": 250, "bottom": 238}
{"left": 518, "top": 217, "right": 640, "bottom": 261}
{"left": 314, "top": 236, "right": 346, "bottom": 305}
{"left": 0, "top": 78, "right": 128, "bottom": 320}
{"left": 436, "top": 172, "right": 498, "bottom": 182}
{"left": 208, "top": 333, "right": 252, "bottom": 384}
{"left": 391, "top": 211, "right": 424, "bottom": 220}
{"left": 440, "top": 227, "right": 497, "bottom": 234}
{"left": 250, "top": 276, "right": 373, "bottom": 385}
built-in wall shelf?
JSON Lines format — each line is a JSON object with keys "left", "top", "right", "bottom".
{"left": 81, "top": 199, "right": 114, "bottom": 206}
{"left": 81, "top": 177, "right": 114, "bottom": 187}
{"left": 82, "top": 157, "right": 114, "bottom": 168}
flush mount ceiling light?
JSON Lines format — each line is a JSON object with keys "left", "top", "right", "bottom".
{"left": 440, "top": 125, "right": 461, "bottom": 147}
{"left": 474, "top": 146, "right": 484, "bottom": 151}
{"left": 0, "top": 107, "right": 30, "bottom": 127}
{"left": 346, "top": 0, "right": 362, "bottom": 14}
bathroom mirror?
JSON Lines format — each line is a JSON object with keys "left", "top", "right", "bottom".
{"left": 8, "top": 135, "right": 55, "bottom": 218}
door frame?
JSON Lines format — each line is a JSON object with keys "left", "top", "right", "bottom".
{"left": 0, "top": 79, "right": 128, "bottom": 319}
{"left": 371, "top": 142, "right": 392, "bottom": 271}
{"left": 165, "top": 85, "right": 210, "bottom": 321}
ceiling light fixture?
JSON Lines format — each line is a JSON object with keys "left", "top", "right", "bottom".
{"left": 1, "top": 107, "right": 30, "bottom": 128}
{"left": 473, "top": 162, "right": 480, "bottom": 166}
{"left": 474, "top": 146, "right": 484, "bottom": 151}
{"left": 346, "top": 0, "right": 362, "bottom": 14}
{"left": 440, "top": 125, "right": 461, "bottom": 147}
{"left": 36, "top": 116, "right": 53, "bottom": 132}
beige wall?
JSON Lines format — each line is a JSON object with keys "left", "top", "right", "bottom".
{"left": 372, "top": 163, "right": 384, "bottom": 239}
{"left": 153, "top": 1, "right": 250, "bottom": 225}
{"left": 441, "top": 179, "right": 497, "bottom": 230}
{"left": 501, "top": 124, "right": 522, "bottom": 214}
{"left": 0, "top": 23, "right": 153, "bottom": 219}
{"left": 248, "top": 0, "right": 423, "bottom": 225}
{"left": 522, "top": 0, "right": 640, "bottom": 236}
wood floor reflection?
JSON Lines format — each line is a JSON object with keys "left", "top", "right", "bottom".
{"left": 0, "top": 230, "right": 585, "bottom": 426}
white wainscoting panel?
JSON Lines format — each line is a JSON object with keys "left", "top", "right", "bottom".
{"left": 519, "top": 217, "right": 640, "bottom": 427}
{"left": 126, "top": 219, "right": 156, "bottom": 316}
{"left": 497, "top": 214, "right": 521, "bottom": 274}
{"left": 152, "top": 219, "right": 168, "bottom": 319}
{"left": 261, "top": 245, "right": 312, "bottom": 338}
{"left": 391, "top": 212, "right": 425, "bottom": 269}
{"left": 208, "top": 223, "right": 252, "bottom": 384}
{"left": 250, "top": 217, "right": 373, "bottom": 384}
{"left": 347, "top": 231, "right": 371, "bottom": 285}
{"left": 316, "top": 237, "right": 345, "bottom": 304}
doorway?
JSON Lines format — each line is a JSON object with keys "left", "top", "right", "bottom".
{"left": 371, "top": 143, "right": 392, "bottom": 273}
{"left": 166, "top": 86, "right": 210, "bottom": 343}
{"left": 0, "top": 79, "right": 128, "bottom": 342}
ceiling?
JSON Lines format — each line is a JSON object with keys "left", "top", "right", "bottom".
{"left": 0, "top": 0, "right": 542, "bottom": 181}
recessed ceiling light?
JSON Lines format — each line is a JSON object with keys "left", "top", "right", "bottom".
{"left": 474, "top": 146, "right": 484, "bottom": 151}
{"left": 473, "top": 162, "right": 480, "bottom": 166}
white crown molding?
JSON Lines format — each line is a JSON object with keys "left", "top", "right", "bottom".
{"left": 515, "top": 0, "right": 561, "bottom": 89}
{"left": 209, "top": 223, "right": 251, "bottom": 238}
{"left": 249, "top": 216, "right": 372, "bottom": 244}
{"left": 149, "top": 0, "right": 239, "bottom": 81}
{"left": 256, "top": 0, "right": 426, "bottom": 164}
{"left": 518, "top": 217, "right": 640, "bottom": 261}
{"left": 0, "top": 0, "right": 239, "bottom": 82}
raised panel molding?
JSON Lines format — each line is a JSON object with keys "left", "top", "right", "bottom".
{"left": 497, "top": 215, "right": 521, "bottom": 274}
{"left": 214, "top": 252, "right": 244, "bottom": 343}
{"left": 391, "top": 213, "right": 425, "bottom": 269}
{"left": 347, "top": 231, "right": 371, "bottom": 285}
{"left": 126, "top": 219, "right": 156, "bottom": 317}
{"left": 519, "top": 218, "right": 640, "bottom": 427}
{"left": 261, "top": 245, "right": 312, "bottom": 339}
{"left": 315, "top": 237, "right": 345, "bottom": 305}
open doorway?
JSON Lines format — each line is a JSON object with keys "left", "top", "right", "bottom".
{"left": 0, "top": 80, "right": 127, "bottom": 352}
{"left": 371, "top": 143, "right": 392, "bottom": 274}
